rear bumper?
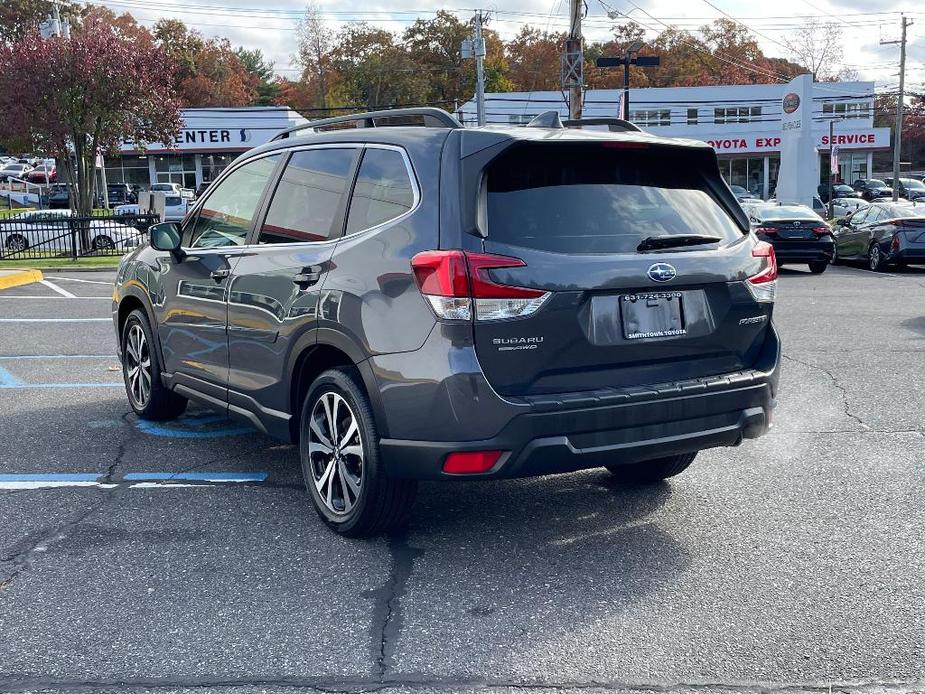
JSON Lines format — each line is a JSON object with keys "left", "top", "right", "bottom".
{"left": 890, "top": 248, "right": 925, "bottom": 263}
{"left": 380, "top": 378, "right": 775, "bottom": 479}
{"left": 771, "top": 240, "right": 834, "bottom": 264}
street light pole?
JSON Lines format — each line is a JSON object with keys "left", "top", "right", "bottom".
{"left": 827, "top": 119, "right": 835, "bottom": 220}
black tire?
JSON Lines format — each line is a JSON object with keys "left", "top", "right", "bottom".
{"left": 830, "top": 244, "right": 841, "bottom": 265}
{"left": 300, "top": 367, "right": 417, "bottom": 537}
{"left": 6, "top": 234, "right": 28, "bottom": 252}
{"left": 808, "top": 261, "right": 828, "bottom": 274}
{"left": 868, "top": 242, "right": 886, "bottom": 272}
{"left": 121, "top": 309, "right": 187, "bottom": 420}
{"left": 605, "top": 452, "right": 697, "bottom": 484}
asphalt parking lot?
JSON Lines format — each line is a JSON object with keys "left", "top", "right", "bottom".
{"left": 0, "top": 265, "right": 923, "bottom": 694}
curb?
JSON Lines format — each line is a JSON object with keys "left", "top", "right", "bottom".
{"left": 27, "top": 266, "right": 119, "bottom": 273}
{"left": 0, "top": 268, "right": 43, "bottom": 290}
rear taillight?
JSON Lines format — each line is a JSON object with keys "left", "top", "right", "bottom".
{"left": 812, "top": 226, "right": 831, "bottom": 236}
{"left": 746, "top": 241, "right": 777, "bottom": 304}
{"left": 891, "top": 234, "right": 901, "bottom": 252}
{"left": 411, "top": 250, "right": 550, "bottom": 321}
{"left": 754, "top": 226, "right": 777, "bottom": 236}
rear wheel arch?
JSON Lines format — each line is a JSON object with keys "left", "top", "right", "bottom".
{"left": 288, "top": 340, "right": 385, "bottom": 443}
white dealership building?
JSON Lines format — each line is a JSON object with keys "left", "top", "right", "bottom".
{"left": 457, "top": 81, "right": 889, "bottom": 200}
{"left": 106, "top": 106, "right": 306, "bottom": 190}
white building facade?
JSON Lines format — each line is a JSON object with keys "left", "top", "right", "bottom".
{"left": 456, "top": 82, "right": 889, "bottom": 200}
{"left": 107, "top": 107, "right": 307, "bottom": 190}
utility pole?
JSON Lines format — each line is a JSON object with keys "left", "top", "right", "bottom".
{"left": 462, "top": 12, "right": 487, "bottom": 126}
{"left": 882, "top": 14, "right": 912, "bottom": 202}
{"left": 566, "top": 0, "right": 583, "bottom": 121}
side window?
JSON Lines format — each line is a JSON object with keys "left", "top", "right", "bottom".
{"left": 258, "top": 148, "right": 356, "bottom": 244}
{"left": 850, "top": 208, "right": 869, "bottom": 226}
{"left": 345, "top": 148, "right": 415, "bottom": 235}
{"left": 864, "top": 207, "right": 882, "bottom": 224}
{"left": 188, "top": 154, "right": 280, "bottom": 248}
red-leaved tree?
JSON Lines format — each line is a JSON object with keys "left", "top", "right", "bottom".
{"left": 0, "top": 16, "right": 182, "bottom": 227}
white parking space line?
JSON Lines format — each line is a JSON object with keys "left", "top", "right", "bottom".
{"left": 0, "top": 318, "right": 110, "bottom": 322}
{"left": 49, "top": 277, "right": 112, "bottom": 285}
{"left": 0, "top": 355, "right": 113, "bottom": 359}
{"left": 39, "top": 279, "right": 77, "bottom": 298}
{"left": 0, "top": 296, "right": 110, "bottom": 300}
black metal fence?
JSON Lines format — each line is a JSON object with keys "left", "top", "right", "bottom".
{"left": 0, "top": 213, "right": 160, "bottom": 260}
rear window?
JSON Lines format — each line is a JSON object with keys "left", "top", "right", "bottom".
{"left": 755, "top": 206, "right": 822, "bottom": 222}
{"left": 485, "top": 144, "right": 742, "bottom": 254}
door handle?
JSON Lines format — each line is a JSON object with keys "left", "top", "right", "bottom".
{"left": 293, "top": 266, "right": 322, "bottom": 288}
{"left": 210, "top": 268, "right": 230, "bottom": 281}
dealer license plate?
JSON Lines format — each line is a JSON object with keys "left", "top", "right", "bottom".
{"left": 621, "top": 292, "right": 686, "bottom": 340}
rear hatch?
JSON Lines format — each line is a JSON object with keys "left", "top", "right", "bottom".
{"left": 753, "top": 209, "right": 830, "bottom": 248}
{"left": 470, "top": 141, "right": 772, "bottom": 396}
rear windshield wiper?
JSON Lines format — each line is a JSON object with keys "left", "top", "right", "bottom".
{"left": 636, "top": 234, "right": 723, "bottom": 252}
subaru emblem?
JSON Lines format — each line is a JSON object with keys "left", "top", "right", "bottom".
{"left": 647, "top": 263, "right": 677, "bottom": 283}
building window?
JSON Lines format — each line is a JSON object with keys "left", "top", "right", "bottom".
{"left": 630, "top": 109, "right": 671, "bottom": 126}
{"left": 713, "top": 106, "right": 762, "bottom": 124}
{"left": 822, "top": 102, "right": 870, "bottom": 119}
{"left": 103, "top": 155, "right": 149, "bottom": 187}
{"left": 687, "top": 108, "right": 698, "bottom": 125}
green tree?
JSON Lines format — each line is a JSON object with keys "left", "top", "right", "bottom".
{"left": 236, "top": 47, "right": 280, "bottom": 105}
{"left": 1, "top": 0, "right": 79, "bottom": 43}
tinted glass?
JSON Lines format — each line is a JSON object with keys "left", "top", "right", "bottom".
{"left": 345, "top": 148, "right": 415, "bottom": 235}
{"left": 259, "top": 148, "right": 356, "bottom": 244}
{"left": 865, "top": 207, "right": 884, "bottom": 223}
{"left": 850, "top": 208, "right": 870, "bottom": 225}
{"left": 901, "top": 179, "right": 925, "bottom": 189}
{"left": 867, "top": 179, "right": 887, "bottom": 187}
{"left": 486, "top": 144, "right": 743, "bottom": 254}
{"left": 189, "top": 155, "right": 280, "bottom": 248}
{"left": 889, "top": 205, "right": 923, "bottom": 219}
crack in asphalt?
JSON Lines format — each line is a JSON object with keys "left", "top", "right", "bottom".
{"left": 0, "top": 418, "right": 134, "bottom": 591}
{"left": 0, "top": 675, "right": 924, "bottom": 693}
{"left": 364, "top": 533, "right": 424, "bottom": 682}
{"left": 781, "top": 354, "right": 869, "bottom": 430}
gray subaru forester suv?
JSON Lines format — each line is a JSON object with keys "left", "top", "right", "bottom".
{"left": 113, "top": 108, "right": 780, "bottom": 536}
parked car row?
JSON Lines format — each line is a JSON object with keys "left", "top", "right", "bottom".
{"left": 0, "top": 209, "right": 142, "bottom": 254}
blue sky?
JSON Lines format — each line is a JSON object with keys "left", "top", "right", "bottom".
{"left": 93, "top": 0, "right": 923, "bottom": 91}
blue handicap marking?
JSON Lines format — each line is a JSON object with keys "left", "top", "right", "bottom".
{"left": 134, "top": 413, "right": 256, "bottom": 438}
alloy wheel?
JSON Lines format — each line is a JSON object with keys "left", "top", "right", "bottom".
{"left": 869, "top": 244, "right": 882, "bottom": 271}
{"left": 124, "top": 323, "right": 152, "bottom": 408}
{"left": 307, "top": 392, "right": 364, "bottom": 515}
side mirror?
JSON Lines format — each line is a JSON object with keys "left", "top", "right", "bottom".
{"left": 149, "top": 222, "right": 182, "bottom": 253}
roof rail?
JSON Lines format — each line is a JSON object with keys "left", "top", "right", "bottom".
{"left": 272, "top": 107, "right": 462, "bottom": 141}
{"left": 563, "top": 118, "right": 643, "bottom": 133}
{"left": 526, "top": 111, "right": 564, "bottom": 129}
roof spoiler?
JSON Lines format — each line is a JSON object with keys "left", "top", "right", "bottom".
{"left": 563, "top": 118, "right": 643, "bottom": 133}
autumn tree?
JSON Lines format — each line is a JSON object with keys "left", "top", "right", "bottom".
{"left": 783, "top": 19, "right": 855, "bottom": 82}
{"left": 297, "top": 2, "right": 333, "bottom": 110}
{"left": 402, "top": 11, "right": 471, "bottom": 105}
{"left": 0, "top": 21, "right": 181, "bottom": 227}
{"left": 154, "top": 19, "right": 257, "bottom": 107}
{"left": 506, "top": 26, "right": 565, "bottom": 91}
{"left": 1, "top": 0, "right": 79, "bottom": 43}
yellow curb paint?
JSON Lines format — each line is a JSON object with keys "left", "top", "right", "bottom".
{"left": 0, "top": 269, "right": 43, "bottom": 290}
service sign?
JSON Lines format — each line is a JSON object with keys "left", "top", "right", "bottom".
{"left": 703, "top": 128, "right": 888, "bottom": 155}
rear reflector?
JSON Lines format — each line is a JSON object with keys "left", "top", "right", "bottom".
{"left": 442, "top": 450, "right": 504, "bottom": 474}
{"left": 411, "top": 250, "right": 550, "bottom": 322}
{"left": 746, "top": 241, "right": 778, "bottom": 304}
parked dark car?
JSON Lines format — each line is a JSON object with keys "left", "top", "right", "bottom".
{"left": 853, "top": 178, "right": 893, "bottom": 201}
{"left": 817, "top": 183, "right": 861, "bottom": 203}
{"left": 833, "top": 202, "right": 925, "bottom": 271}
{"left": 749, "top": 204, "right": 833, "bottom": 273}
{"left": 46, "top": 184, "right": 72, "bottom": 209}
{"left": 112, "top": 107, "right": 780, "bottom": 536}
{"left": 884, "top": 178, "right": 925, "bottom": 201}
{"left": 105, "top": 183, "right": 135, "bottom": 206}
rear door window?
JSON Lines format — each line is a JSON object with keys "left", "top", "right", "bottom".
{"left": 485, "top": 144, "right": 743, "bottom": 254}
{"left": 345, "top": 148, "right": 415, "bottom": 235}
{"left": 258, "top": 148, "right": 357, "bottom": 244}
